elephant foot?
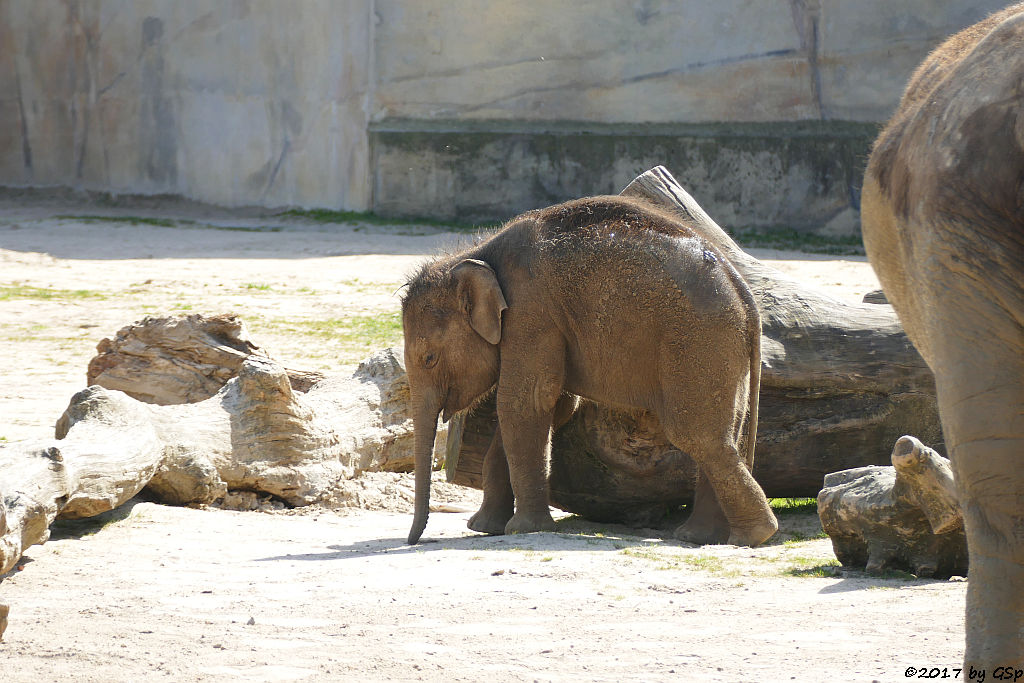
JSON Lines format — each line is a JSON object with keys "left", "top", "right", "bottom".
{"left": 467, "top": 505, "right": 513, "bottom": 536}
{"left": 726, "top": 515, "right": 779, "bottom": 548}
{"left": 504, "top": 509, "right": 556, "bottom": 535}
{"left": 674, "top": 511, "right": 778, "bottom": 547}
{"left": 673, "top": 501, "right": 731, "bottom": 545}
{"left": 673, "top": 517, "right": 729, "bottom": 546}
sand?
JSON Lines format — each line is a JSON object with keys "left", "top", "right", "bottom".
{"left": 0, "top": 197, "right": 964, "bottom": 682}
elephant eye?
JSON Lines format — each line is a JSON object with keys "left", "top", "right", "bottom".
{"left": 423, "top": 352, "right": 438, "bottom": 369}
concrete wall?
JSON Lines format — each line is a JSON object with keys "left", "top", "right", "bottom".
{"left": 0, "top": 0, "right": 1010, "bottom": 225}
{"left": 372, "top": 0, "right": 994, "bottom": 124}
{"left": 0, "top": 0, "right": 373, "bottom": 209}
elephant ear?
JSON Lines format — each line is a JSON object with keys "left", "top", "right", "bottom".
{"left": 453, "top": 259, "right": 507, "bottom": 345}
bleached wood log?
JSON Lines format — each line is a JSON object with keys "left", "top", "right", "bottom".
{"left": 0, "top": 347, "right": 445, "bottom": 578}
{"left": 0, "top": 445, "right": 68, "bottom": 576}
{"left": 0, "top": 388, "right": 165, "bottom": 575}
{"left": 87, "top": 313, "right": 324, "bottom": 404}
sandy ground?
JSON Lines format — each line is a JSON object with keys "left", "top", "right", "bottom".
{"left": 0, "top": 197, "right": 967, "bottom": 682}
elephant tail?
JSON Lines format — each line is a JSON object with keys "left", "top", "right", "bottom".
{"left": 745, "top": 302, "right": 761, "bottom": 471}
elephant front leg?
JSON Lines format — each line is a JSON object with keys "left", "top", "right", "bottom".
{"left": 497, "top": 393, "right": 559, "bottom": 536}
{"left": 467, "top": 426, "right": 514, "bottom": 535}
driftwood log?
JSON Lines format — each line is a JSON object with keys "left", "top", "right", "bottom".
{"left": 87, "top": 313, "right": 325, "bottom": 403}
{"left": 447, "top": 166, "right": 943, "bottom": 524}
{"left": 817, "top": 435, "right": 967, "bottom": 578}
{"left": 0, "top": 323, "right": 446, "bottom": 579}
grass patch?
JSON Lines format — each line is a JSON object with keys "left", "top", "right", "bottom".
{"left": 204, "top": 224, "right": 284, "bottom": 233}
{"left": 279, "top": 208, "right": 483, "bottom": 233}
{"left": 244, "top": 282, "right": 274, "bottom": 291}
{"left": 56, "top": 214, "right": 179, "bottom": 228}
{"left": 261, "top": 311, "right": 404, "bottom": 362}
{"left": 875, "top": 568, "right": 918, "bottom": 580}
{"left": 339, "top": 279, "right": 403, "bottom": 296}
{"left": 0, "top": 285, "right": 107, "bottom": 301}
{"left": 55, "top": 215, "right": 283, "bottom": 232}
{"left": 683, "top": 554, "right": 727, "bottom": 573}
{"left": 620, "top": 546, "right": 734, "bottom": 575}
{"left": 769, "top": 497, "right": 818, "bottom": 514}
{"left": 783, "top": 560, "right": 842, "bottom": 578}
{"left": 731, "top": 227, "right": 865, "bottom": 255}
{"left": 783, "top": 530, "right": 828, "bottom": 545}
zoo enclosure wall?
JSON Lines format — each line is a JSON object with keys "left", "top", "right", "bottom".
{"left": 0, "top": 0, "right": 1007, "bottom": 232}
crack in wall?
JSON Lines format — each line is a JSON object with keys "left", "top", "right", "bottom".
{"left": 789, "top": 0, "right": 827, "bottom": 120}
{"left": 13, "top": 60, "right": 32, "bottom": 176}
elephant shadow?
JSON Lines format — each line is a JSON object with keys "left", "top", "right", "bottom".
{"left": 255, "top": 508, "right": 827, "bottom": 564}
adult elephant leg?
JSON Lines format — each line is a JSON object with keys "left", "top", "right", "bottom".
{"left": 467, "top": 425, "right": 514, "bottom": 535}
{"left": 940, "top": 373, "right": 1024, "bottom": 668}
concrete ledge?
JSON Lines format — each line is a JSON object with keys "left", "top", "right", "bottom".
{"left": 371, "top": 119, "right": 879, "bottom": 232}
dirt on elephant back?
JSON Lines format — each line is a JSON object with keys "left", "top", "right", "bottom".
{"left": 0, "top": 199, "right": 965, "bottom": 682}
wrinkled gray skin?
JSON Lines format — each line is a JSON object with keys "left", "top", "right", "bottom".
{"left": 861, "top": 4, "right": 1024, "bottom": 670}
{"left": 401, "top": 196, "right": 778, "bottom": 548}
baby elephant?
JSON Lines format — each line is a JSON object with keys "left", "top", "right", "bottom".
{"left": 402, "top": 196, "right": 777, "bottom": 547}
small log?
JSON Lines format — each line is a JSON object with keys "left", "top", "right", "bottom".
{"left": 54, "top": 388, "right": 166, "bottom": 518}
{"left": 1, "top": 386, "right": 166, "bottom": 575}
{"left": 817, "top": 435, "right": 967, "bottom": 578}
{"left": 448, "top": 166, "right": 943, "bottom": 524}
{"left": 0, "top": 445, "right": 68, "bottom": 575}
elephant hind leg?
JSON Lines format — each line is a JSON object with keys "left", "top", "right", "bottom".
{"left": 666, "top": 429, "right": 777, "bottom": 547}
{"left": 674, "top": 470, "right": 730, "bottom": 545}
{"left": 467, "top": 425, "right": 514, "bottom": 535}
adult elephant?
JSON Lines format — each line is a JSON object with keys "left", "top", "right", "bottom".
{"left": 401, "top": 195, "right": 777, "bottom": 548}
{"left": 861, "top": 4, "right": 1024, "bottom": 669}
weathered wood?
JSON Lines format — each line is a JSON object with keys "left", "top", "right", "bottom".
{"left": 87, "top": 313, "right": 324, "bottom": 404}
{"left": 0, "top": 445, "right": 68, "bottom": 576}
{"left": 0, "top": 388, "right": 165, "bottom": 575}
{"left": 817, "top": 435, "right": 966, "bottom": 578}
{"left": 0, "top": 344, "right": 445, "bottom": 578}
{"left": 448, "top": 166, "right": 942, "bottom": 525}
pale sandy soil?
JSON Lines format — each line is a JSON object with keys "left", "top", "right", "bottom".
{"left": 0, "top": 198, "right": 966, "bottom": 682}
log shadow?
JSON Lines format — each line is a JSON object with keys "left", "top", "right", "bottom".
{"left": 47, "top": 497, "right": 148, "bottom": 541}
{"left": 815, "top": 572, "right": 954, "bottom": 593}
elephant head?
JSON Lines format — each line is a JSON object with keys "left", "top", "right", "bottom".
{"left": 401, "top": 258, "right": 507, "bottom": 544}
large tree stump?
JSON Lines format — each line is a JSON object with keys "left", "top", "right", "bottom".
{"left": 817, "top": 435, "right": 967, "bottom": 578}
{"left": 447, "top": 166, "right": 943, "bottom": 524}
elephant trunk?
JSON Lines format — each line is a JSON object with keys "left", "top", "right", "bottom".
{"left": 407, "top": 392, "right": 440, "bottom": 545}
